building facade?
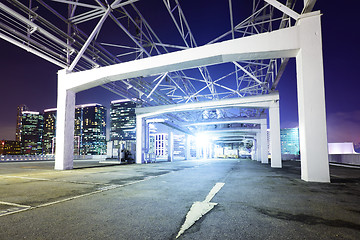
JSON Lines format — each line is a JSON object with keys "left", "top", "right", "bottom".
{"left": 110, "top": 99, "right": 137, "bottom": 146}
{"left": 75, "top": 104, "right": 107, "bottom": 155}
{"left": 0, "top": 140, "right": 21, "bottom": 155}
{"left": 154, "top": 133, "right": 168, "bottom": 157}
{"left": 280, "top": 128, "right": 300, "bottom": 155}
{"left": 15, "top": 104, "right": 28, "bottom": 142}
{"left": 20, "top": 111, "right": 44, "bottom": 155}
{"left": 43, "top": 108, "right": 57, "bottom": 154}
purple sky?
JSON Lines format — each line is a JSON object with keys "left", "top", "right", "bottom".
{"left": 0, "top": 1, "right": 359, "bottom": 144}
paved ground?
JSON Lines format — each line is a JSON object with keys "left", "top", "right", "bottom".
{"left": 0, "top": 159, "right": 359, "bottom": 239}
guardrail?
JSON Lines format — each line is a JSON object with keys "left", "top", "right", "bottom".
{"left": 0, "top": 155, "right": 55, "bottom": 162}
{"left": 0, "top": 155, "right": 107, "bottom": 162}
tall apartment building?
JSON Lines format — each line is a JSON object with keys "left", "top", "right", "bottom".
{"left": 42, "top": 104, "right": 106, "bottom": 155}
{"left": 20, "top": 111, "right": 44, "bottom": 155}
{"left": 15, "top": 104, "right": 28, "bottom": 142}
{"left": 110, "top": 100, "right": 136, "bottom": 146}
{"left": 43, "top": 108, "right": 57, "bottom": 154}
{"left": 75, "top": 104, "right": 107, "bottom": 155}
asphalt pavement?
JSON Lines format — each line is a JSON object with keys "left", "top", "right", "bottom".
{"left": 0, "top": 159, "right": 359, "bottom": 239}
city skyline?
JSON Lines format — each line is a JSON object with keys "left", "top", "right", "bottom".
{"left": 1, "top": 1, "right": 359, "bottom": 145}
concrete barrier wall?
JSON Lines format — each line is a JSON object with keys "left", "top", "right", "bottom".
{"left": 328, "top": 154, "right": 360, "bottom": 166}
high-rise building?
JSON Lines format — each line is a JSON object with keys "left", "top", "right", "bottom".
{"left": 15, "top": 104, "right": 28, "bottom": 142}
{"left": 110, "top": 99, "right": 137, "bottom": 144}
{"left": 20, "top": 111, "right": 44, "bottom": 155}
{"left": 43, "top": 108, "right": 57, "bottom": 154}
{"left": 75, "top": 104, "right": 107, "bottom": 155}
{"left": 280, "top": 128, "right": 300, "bottom": 155}
{"left": 0, "top": 140, "right": 21, "bottom": 155}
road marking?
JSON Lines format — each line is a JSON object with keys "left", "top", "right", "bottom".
{"left": 176, "top": 182, "right": 225, "bottom": 239}
{"left": 0, "top": 201, "right": 32, "bottom": 217}
{"left": 0, "top": 164, "right": 182, "bottom": 218}
{"left": 0, "top": 201, "right": 31, "bottom": 208}
{"left": 1, "top": 175, "right": 50, "bottom": 181}
{"left": 204, "top": 182, "right": 225, "bottom": 203}
{"left": 0, "top": 207, "right": 32, "bottom": 217}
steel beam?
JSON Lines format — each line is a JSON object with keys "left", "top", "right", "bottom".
{"left": 61, "top": 25, "right": 299, "bottom": 92}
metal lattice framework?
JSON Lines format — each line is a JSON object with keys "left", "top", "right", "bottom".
{"left": 0, "top": 0, "right": 316, "bottom": 132}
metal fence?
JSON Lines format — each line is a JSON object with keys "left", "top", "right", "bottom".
{"left": 0, "top": 155, "right": 55, "bottom": 162}
{"left": 0, "top": 155, "right": 106, "bottom": 162}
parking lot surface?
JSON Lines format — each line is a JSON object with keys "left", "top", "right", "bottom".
{"left": 0, "top": 159, "right": 359, "bottom": 239}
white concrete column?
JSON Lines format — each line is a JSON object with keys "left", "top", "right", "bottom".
{"left": 196, "top": 141, "right": 201, "bottom": 159}
{"left": 55, "top": 70, "right": 75, "bottom": 170}
{"left": 203, "top": 144, "right": 207, "bottom": 160}
{"left": 251, "top": 139, "right": 256, "bottom": 160}
{"left": 185, "top": 134, "right": 191, "bottom": 160}
{"left": 254, "top": 133, "right": 260, "bottom": 161}
{"left": 296, "top": 12, "right": 330, "bottom": 182}
{"left": 136, "top": 115, "right": 145, "bottom": 164}
{"left": 269, "top": 101, "right": 282, "bottom": 168}
{"left": 168, "top": 130, "right": 174, "bottom": 162}
{"left": 260, "top": 121, "right": 268, "bottom": 164}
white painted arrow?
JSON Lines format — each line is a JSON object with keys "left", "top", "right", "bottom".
{"left": 176, "top": 182, "right": 225, "bottom": 238}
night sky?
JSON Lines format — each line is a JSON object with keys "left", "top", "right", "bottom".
{"left": 0, "top": 1, "right": 359, "bottom": 146}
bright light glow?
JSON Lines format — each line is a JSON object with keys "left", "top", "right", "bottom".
{"left": 196, "top": 133, "right": 209, "bottom": 146}
{"left": 22, "top": 111, "right": 39, "bottom": 115}
{"left": 44, "top": 108, "right": 57, "bottom": 112}
{"left": 76, "top": 103, "right": 101, "bottom": 108}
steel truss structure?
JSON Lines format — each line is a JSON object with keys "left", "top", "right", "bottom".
{"left": 0, "top": 0, "right": 318, "bottom": 143}
{"left": 0, "top": 1, "right": 314, "bottom": 116}
{"left": 1, "top": 0, "right": 331, "bottom": 182}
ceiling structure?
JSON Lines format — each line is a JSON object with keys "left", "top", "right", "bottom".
{"left": 0, "top": 0, "right": 316, "bottom": 143}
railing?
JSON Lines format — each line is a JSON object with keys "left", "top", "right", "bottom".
{"left": 0, "top": 155, "right": 55, "bottom": 162}
{"left": 0, "top": 154, "right": 107, "bottom": 162}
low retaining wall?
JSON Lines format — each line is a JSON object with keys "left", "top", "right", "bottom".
{"left": 328, "top": 154, "right": 360, "bottom": 166}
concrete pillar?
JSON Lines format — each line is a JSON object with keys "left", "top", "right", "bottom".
{"left": 260, "top": 121, "right": 268, "bottom": 164}
{"left": 168, "top": 130, "right": 174, "bottom": 162}
{"left": 269, "top": 101, "right": 282, "bottom": 168}
{"left": 55, "top": 70, "right": 75, "bottom": 170}
{"left": 251, "top": 139, "right": 256, "bottom": 160}
{"left": 185, "top": 134, "right": 191, "bottom": 160}
{"left": 196, "top": 141, "right": 201, "bottom": 159}
{"left": 296, "top": 12, "right": 330, "bottom": 182}
{"left": 136, "top": 115, "right": 145, "bottom": 164}
{"left": 254, "top": 133, "right": 260, "bottom": 161}
{"left": 203, "top": 144, "right": 207, "bottom": 160}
